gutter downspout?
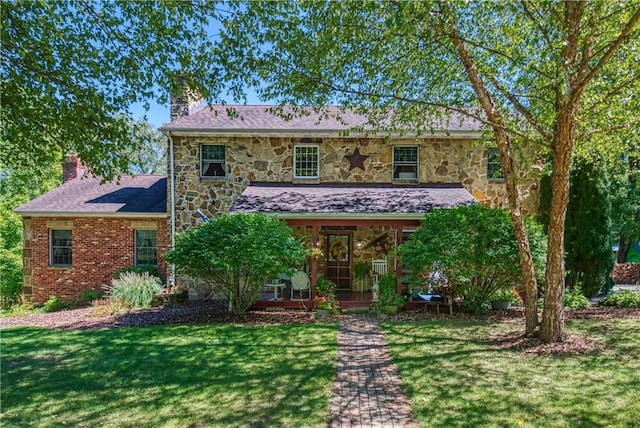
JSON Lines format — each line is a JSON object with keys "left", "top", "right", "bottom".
{"left": 166, "top": 132, "right": 177, "bottom": 287}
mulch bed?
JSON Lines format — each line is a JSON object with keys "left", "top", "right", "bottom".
{"left": 2, "top": 302, "right": 638, "bottom": 356}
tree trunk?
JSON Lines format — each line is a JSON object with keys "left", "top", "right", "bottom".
{"left": 539, "top": 111, "right": 575, "bottom": 342}
{"left": 445, "top": 18, "right": 539, "bottom": 335}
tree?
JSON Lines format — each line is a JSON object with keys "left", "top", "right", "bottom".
{"left": 164, "top": 213, "right": 306, "bottom": 314}
{"left": 610, "top": 143, "right": 640, "bottom": 262}
{"left": 0, "top": 1, "right": 225, "bottom": 180}
{"left": 397, "top": 204, "right": 547, "bottom": 314}
{"left": 209, "top": 1, "right": 640, "bottom": 341}
{"left": 564, "top": 157, "right": 615, "bottom": 297}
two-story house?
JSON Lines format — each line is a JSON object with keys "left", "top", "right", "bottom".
{"left": 16, "top": 101, "right": 540, "bottom": 306}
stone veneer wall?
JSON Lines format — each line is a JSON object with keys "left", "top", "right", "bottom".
{"left": 23, "top": 217, "right": 168, "bottom": 303}
{"left": 171, "top": 135, "right": 540, "bottom": 232}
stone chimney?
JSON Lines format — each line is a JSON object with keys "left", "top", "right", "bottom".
{"left": 62, "top": 153, "right": 86, "bottom": 183}
{"left": 169, "top": 77, "right": 205, "bottom": 121}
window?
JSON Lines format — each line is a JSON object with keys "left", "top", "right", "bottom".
{"left": 135, "top": 230, "right": 158, "bottom": 266}
{"left": 487, "top": 147, "right": 503, "bottom": 180}
{"left": 201, "top": 144, "right": 226, "bottom": 177}
{"left": 294, "top": 145, "right": 320, "bottom": 179}
{"left": 50, "top": 230, "right": 72, "bottom": 266}
{"left": 393, "top": 146, "right": 418, "bottom": 180}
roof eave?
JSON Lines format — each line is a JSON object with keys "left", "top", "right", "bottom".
{"left": 236, "top": 212, "right": 428, "bottom": 220}
{"left": 160, "top": 128, "right": 483, "bottom": 139}
{"left": 14, "top": 211, "right": 168, "bottom": 218}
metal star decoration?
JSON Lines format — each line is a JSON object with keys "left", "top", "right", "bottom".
{"left": 344, "top": 147, "right": 369, "bottom": 171}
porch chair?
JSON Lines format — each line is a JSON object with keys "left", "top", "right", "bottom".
{"left": 290, "top": 271, "right": 311, "bottom": 301}
{"left": 371, "top": 259, "right": 388, "bottom": 301}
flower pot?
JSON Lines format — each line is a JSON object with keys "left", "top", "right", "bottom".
{"left": 316, "top": 309, "right": 329, "bottom": 317}
{"left": 382, "top": 305, "right": 398, "bottom": 314}
{"left": 491, "top": 301, "right": 511, "bottom": 310}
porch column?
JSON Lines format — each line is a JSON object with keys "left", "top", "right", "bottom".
{"left": 395, "top": 227, "right": 403, "bottom": 295}
{"left": 311, "top": 224, "right": 319, "bottom": 299}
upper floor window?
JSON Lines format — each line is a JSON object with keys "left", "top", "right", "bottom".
{"left": 135, "top": 230, "right": 158, "bottom": 266}
{"left": 50, "top": 229, "right": 72, "bottom": 267}
{"left": 487, "top": 147, "right": 503, "bottom": 180}
{"left": 294, "top": 145, "right": 320, "bottom": 179}
{"left": 201, "top": 144, "right": 226, "bottom": 177}
{"left": 393, "top": 146, "right": 418, "bottom": 180}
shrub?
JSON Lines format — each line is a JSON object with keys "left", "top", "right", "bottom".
{"left": 564, "top": 285, "right": 590, "bottom": 311}
{"left": 0, "top": 248, "right": 22, "bottom": 309}
{"left": 108, "top": 272, "right": 162, "bottom": 308}
{"left": 165, "top": 213, "right": 306, "bottom": 315}
{"left": 114, "top": 264, "right": 158, "bottom": 279}
{"left": 397, "top": 204, "right": 547, "bottom": 309}
{"left": 601, "top": 289, "right": 640, "bottom": 308}
{"left": 78, "top": 288, "right": 103, "bottom": 303}
{"left": 489, "top": 288, "right": 524, "bottom": 305}
{"left": 42, "top": 296, "right": 69, "bottom": 312}
{"left": 0, "top": 294, "right": 41, "bottom": 317}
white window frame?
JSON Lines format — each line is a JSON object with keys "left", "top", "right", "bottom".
{"left": 393, "top": 146, "right": 419, "bottom": 181}
{"left": 135, "top": 230, "right": 158, "bottom": 267}
{"left": 293, "top": 145, "right": 320, "bottom": 179}
{"left": 200, "top": 144, "right": 226, "bottom": 178}
{"left": 50, "top": 229, "right": 72, "bottom": 267}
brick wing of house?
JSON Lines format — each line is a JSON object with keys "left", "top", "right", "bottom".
{"left": 15, "top": 104, "right": 540, "bottom": 305}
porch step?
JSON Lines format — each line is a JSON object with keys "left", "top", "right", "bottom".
{"left": 342, "top": 306, "right": 370, "bottom": 314}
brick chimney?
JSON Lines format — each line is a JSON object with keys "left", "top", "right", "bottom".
{"left": 62, "top": 153, "right": 86, "bottom": 183}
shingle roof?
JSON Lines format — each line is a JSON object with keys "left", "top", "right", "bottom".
{"left": 230, "top": 183, "right": 476, "bottom": 218}
{"left": 160, "top": 105, "right": 482, "bottom": 135}
{"left": 15, "top": 175, "right": 167, "bottom": 216}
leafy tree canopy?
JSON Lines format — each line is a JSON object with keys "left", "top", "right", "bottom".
{"left": 0, "top": 0, "right": 232, "bottom": 180}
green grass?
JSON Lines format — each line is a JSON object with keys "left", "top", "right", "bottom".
{"left": 383, "top": 318, "right": 640, "bottom": 428}
{"left": 1, "top": 323, "right": 338, "bottom": 427}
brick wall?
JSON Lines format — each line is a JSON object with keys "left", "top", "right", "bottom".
{"left": 24, "top": 216, "right": 169, "bottom": 303}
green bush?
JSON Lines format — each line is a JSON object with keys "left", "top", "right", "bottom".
{"left": 0, "top": 248, "right": 22, "bottom": 309}
{"left": 42, "top": 296, "right": 69, "bottom": 312}
{"left": 564, "top": 285, "right": 590, "bottom": 311}
{"left": 165, "top": 213, "right": 306, "bottom": 315}
{"left": 114, "top": 264, "right": 159, "bottom": 279}
{"left": 601, "top": 290, "right": 640, "bottom": 308}
{"left": 109, "top": 272, "right": 162, "bottom": 308}
{"left": 78, "top": 288, "right": 103, "bottom": 303}
{"left": 397, "top": 204, "right": 547, "bottom": 309}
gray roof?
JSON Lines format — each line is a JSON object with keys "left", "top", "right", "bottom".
{"left": 15, "top": 175, "right": 167, "bottom": 216}
{"left": 230, "top": 183, "right": 476, "bottom": 219}
{"left": 160, "top": 105, "right": 482, "bottom": 136}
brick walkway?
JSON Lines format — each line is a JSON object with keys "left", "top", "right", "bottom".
{"left": 330, "top": 314, "right": 415, "bottom": 427}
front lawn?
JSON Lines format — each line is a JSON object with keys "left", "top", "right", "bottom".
{"left": 383, "top": 318, "right": 640, "bottom": 428}
{"left": 1, "top": 323, "right": 338, "bottom": 427}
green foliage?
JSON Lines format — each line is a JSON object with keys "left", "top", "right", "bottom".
{"left": 489, "top": 288, "right": 523, "bottom": 306}
{"left": 0, "top": 1, "right": 221, "bottom": 181}
{"left": 377, "top": 273, "right": 404, "bottom": 307}
{"left": 601, "top": 290, "right": 640, "bottom": 308}
{"left": 0, "top": 248, "right": 22, "bottom": 308}
{"left": 165, "top": 213, "right": 306, "bottom": 315}
{"left": 563, "top": 285, "right": 591, "bottom": 311}
{"left": 314, "top": 278, "right": 336, "bottom": 297}
{"left": 42, "top": 296, "right": 70, "bottom": 313}
{"left": 114, "top": 264, "right": 159, "bottom": 279}
{"left": 565, "top": 158, "right": 615, "bottom": 296}
{"left": 109, "top": 272, "right": 162, "bottom": 309}
{"left": 353, "top": 261, "right": 370, "bottom": 280}
{"left": 78, "top": 289, "right": 103, "bottom": 303}
{"left": 397, "top": 204, "right": 547, "bottom": 309}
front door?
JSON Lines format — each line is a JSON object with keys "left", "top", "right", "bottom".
{"left": 325, "top": 233, "right": 352, "bottom": 290}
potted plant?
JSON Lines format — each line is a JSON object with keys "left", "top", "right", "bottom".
{"left": 305, "top": 246, "right": 324, "bottom": 261}
{"left": 377, "top": 273, "right": 405, "bottom": 314}
{"left": 314, "top": 278, "right": 340, "bottom": 316}
{"left": 489, "top": 288, "right": 522, "bottom": 310}
{"left": 353, "top": 261, "right": 371, "bottom": 291}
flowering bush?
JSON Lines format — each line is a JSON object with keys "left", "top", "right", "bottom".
{"left": 314, "top": 296, "right": 339, "bottom": 311}
{"left": 315, "top": 278, "right": 336, "bottom": 296}
{"left": 170, "top": 284, "right": 189, "bottom": 294}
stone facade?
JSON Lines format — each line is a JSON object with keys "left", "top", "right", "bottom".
{"left": 171, "top": 135, "right": 540, "bottom": 232}
{"left": 23, "top": 217, "right": 169, "bottom": 303}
